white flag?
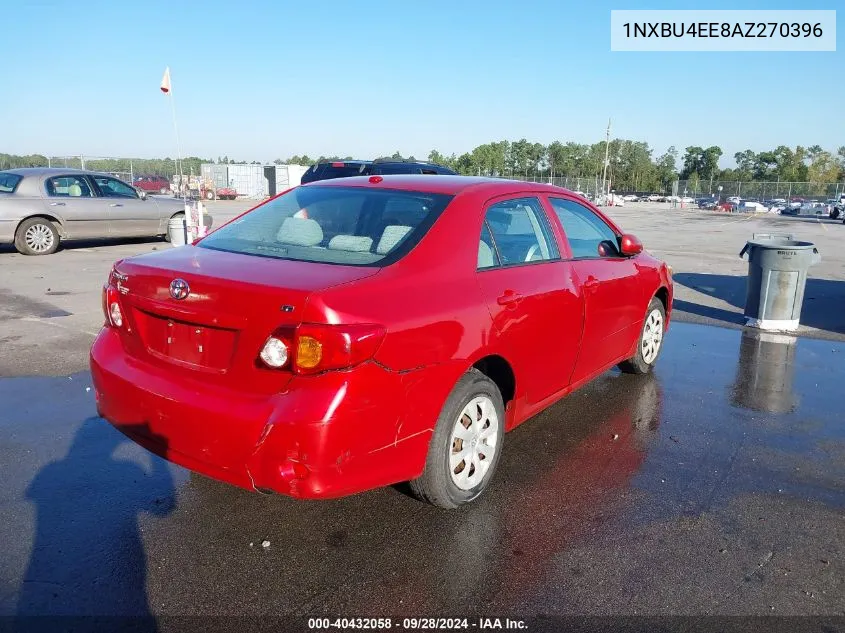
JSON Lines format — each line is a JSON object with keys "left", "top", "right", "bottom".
{"left": 160, "top": 67, "right": 171, "bottom": 94}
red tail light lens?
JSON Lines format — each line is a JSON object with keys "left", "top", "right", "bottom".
{"left": 259, "top": 324, "right": 385, "bottom": 374}
{"left": 101, "top": 285, "right": 123, "bottom": 328}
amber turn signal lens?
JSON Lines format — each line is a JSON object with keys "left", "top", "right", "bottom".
{"left": 296, "top": 336, "right": 323, "bottom": 369}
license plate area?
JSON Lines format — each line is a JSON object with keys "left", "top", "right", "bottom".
{"left": 135, "top": 309, "right": 236, "bottom": 371}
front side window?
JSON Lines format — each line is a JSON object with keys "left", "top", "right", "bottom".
{"left": 481, "top": 197, "right": 559, "bottom": 267}
{"left": 548, "top": 197, "right": 620, "bottom": 259}
{"left": 199, "top": 185, "right": 453, "bottom": 266}
{"left": 92, "top": 176, "right": 137, "bottom": 198}
{"left": 45, "top": 175, "right": 93, "bottom": 197}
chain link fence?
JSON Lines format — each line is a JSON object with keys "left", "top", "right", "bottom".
{"left": 509, "top": 174, "right": 844, "bottom": 203}
{"left": 675, "top": 179, "right": 844, "bottom": 201}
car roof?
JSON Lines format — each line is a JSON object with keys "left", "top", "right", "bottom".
{"left": 302, "top": 174, "right": 582, "bottom": 197}
{"left": 313, "top": 160, "right": 370, "bottom": 166}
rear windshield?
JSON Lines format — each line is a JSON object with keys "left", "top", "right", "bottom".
{"left": 199, "top": 186, "right": 454, "bottom": 266}
{"left": 304, "top": 163, "right": 369, "bottom": 182}
{"left": 0, "top": 173, "right": 23, "bottom": 193}
{"left": 371, "top": 164, "right": 420, "bottom": 175}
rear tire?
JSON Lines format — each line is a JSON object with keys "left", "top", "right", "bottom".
{"left": 410, "top": 369, "right": 505, "bottom": 509}
{"left": 15, "top": 217, "right": 59, "bottom": 255}
{"left": 205, "top": 190, "right": 215, "bottom": 200}
{"left": 619, "top": 297, "right": 666, "bottom": 375}
{"left": 160, "top": 187, "right": 168, "bottom": 195}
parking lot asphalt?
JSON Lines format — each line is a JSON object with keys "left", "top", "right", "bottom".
{"left": 1, "top": 198, "right": 844, "bottom": 625}
{"left": 1, "top": 322, "right": 843, "bottom": 622}
{"left": 2, "top": 200, "right": 844, "bottom": 378}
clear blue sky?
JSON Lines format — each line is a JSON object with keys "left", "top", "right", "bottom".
{"left": 1, "top": 0, "right": 841, "bottom": 166}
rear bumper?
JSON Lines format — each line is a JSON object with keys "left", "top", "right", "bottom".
{"left": 90, "top": 328, "right": 432, "bottom": 499}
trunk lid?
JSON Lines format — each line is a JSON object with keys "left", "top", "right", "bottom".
{"left": 112, "top": 246, "right": 379, "bottom": 393}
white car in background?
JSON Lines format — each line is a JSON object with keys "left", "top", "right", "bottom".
{"left": 646, "top": 194, "right": 662, "bottom": 202}
{"left": 740, "top": 200, "right": 768, "bottom": 212}
{"left": 622, "top": 194, "right": 639, "bottom": 202}
{"left": 601, "top": 193, "right": 625, "bottom": 207}
{"left": 680, "top": 196, "right": 695, "bottom": 204}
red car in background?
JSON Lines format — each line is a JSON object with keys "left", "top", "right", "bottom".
{"left": 90, "top": 176, "right": 673, "bottom": 508}
{"left": 133, "top": 175, "right": 171, "bottom": 194}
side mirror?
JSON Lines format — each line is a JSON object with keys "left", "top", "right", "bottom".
{"left": 619, "top": 233, "right": 643, "bottom": 256}
{"left": 136, "top": 188, "right": 147, "bottom": 200}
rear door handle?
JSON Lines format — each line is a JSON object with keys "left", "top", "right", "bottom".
{"left": 49, "top": 202, "right": 66, "bottom": 206}
{"left": 497, "top": 290, "right": 524, "bottom": 306}
{"left": 109, "top": 203, "right": 123, "bottom": 207}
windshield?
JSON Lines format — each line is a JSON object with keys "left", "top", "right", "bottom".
{"left": 199, "top": 186, "right": 454, "bottom": 266}
{"left": 0, "top": 173, "right": 23, "bottom": 193}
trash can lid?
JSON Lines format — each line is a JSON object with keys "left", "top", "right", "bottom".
{"left": 747, "top": 238, "right": 815, "bottom": 249}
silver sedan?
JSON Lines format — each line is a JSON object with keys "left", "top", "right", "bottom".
{"left": 0, "top": 167, "right": 213, "bottom": 255}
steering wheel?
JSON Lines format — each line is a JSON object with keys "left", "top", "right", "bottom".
{"left": 524, "top": 244, "right": 540, "bottom": 262}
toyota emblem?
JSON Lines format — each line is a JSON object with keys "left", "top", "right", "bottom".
{"left": 169, "top": 279, "right": 190, "bottom": 300}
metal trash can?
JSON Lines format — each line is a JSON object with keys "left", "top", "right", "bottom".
{"left": 739, "top": 233, "right": 820, "bottom": 331}
{"left": 168, "top": 216, "right": 187, "bottom": 246}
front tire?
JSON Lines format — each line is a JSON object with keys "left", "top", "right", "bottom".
{"left": 15, "top": 217, "right": 59, "bottom": 255}
{"left": 160, "top": 187, "right": 168, "bottom": 195}
{"left": 619, "top": 297, "right": 666, "bottom": 374}
{"left": 205, "top": 190, "right": 215, "bottom": 200}
{"left": 410, "top": 369, "right": 505, "bottom": 509}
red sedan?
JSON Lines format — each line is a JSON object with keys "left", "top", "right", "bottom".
{"left": 90, "top": 175, "right": 673, "bottom": 508}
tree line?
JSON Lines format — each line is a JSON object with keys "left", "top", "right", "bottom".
{"left": 277, "top": 142, "right": 845, "bottom": 192}
{"left": 0, "top": 154, "right": 213, "bottom": 178}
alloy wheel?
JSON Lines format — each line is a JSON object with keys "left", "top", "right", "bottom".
{"left": 448, "top": 396, "right": 499, "bottom": 490}
{"left": 25, "top": 224, "right": 55, "bottom": 253}
{"left": 641, "top": 308, "right": 664, "bottom": 364}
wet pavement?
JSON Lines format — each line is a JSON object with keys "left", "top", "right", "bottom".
{"left": 1, "top": 322, "right": 844, "bottom": 625}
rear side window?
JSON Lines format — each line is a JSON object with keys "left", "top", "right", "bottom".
{"left": 0, "top": 173, "right": 23, "bottom": 193}
{"left": 481, "top": 197, "right": 559, "bottom": 267}
{"left": 45, "top": 175, "right": 93, "bottom": 197}
{"left": 199, "top": 186, "right": 453, "bottom": 266}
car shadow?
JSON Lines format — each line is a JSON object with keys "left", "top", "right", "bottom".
{"left": 0, "top": 236, "right": 164, "bottom": 255}
{"left": 673, "top": 272, "right": 845, "bottom": 335}
{"left": 17, "top": 417, "right": 174, "bottom": 626}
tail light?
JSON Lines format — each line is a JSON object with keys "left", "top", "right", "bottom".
{"left": 101, "top": 285, "right": 123, "bottom": 328}
{"left": 259, "top": 324, "right": 385, "bottom": 375}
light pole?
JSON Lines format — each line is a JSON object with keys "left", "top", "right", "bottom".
{"left": 601, "top": 119, "right": 611, "bottom": 198}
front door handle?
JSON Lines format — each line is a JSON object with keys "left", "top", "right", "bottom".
{"left": 497, "top": 290, "right": 524, "bottom": 306}
{"left": 49, "top": 202, "right": 66, "bottom": 206}
{"left": 109, "top": 203, "right": 123, "bottom": 207}
{"left": 584, "top": 278, "right": 599, "bottom": 290}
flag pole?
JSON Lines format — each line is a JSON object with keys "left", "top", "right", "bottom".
{"left": 162, "top": 67, "right": 184, "bottom": 201}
